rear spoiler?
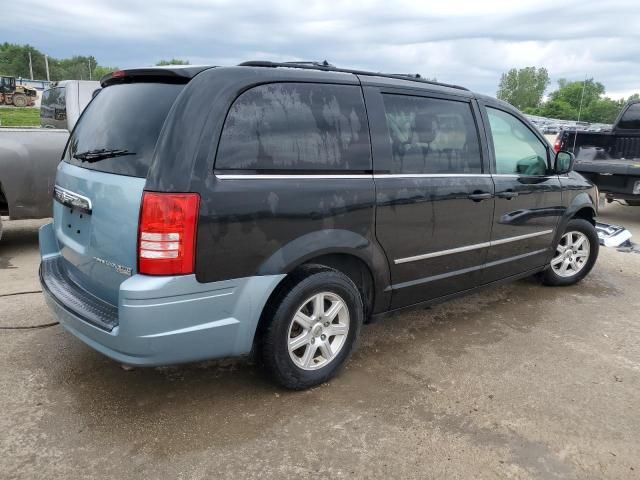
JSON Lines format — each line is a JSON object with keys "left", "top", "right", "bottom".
{"left": 100, "top": 66, "right": 214, "bottom": 88}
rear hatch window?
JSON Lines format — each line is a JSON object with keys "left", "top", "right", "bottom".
{"left": 41, "top": 86, "right": 67, "bottom": 129}
{"left": 64, "top": 82, "right": 183, "bottom": 178}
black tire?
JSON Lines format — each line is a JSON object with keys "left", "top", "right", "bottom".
{"left": 12, "top": 94, "right": 27, "bottom": 108}
{"left": 0, "top": 216, "right": 3, "bottom": 242}
{"left": 541, "top": 219, "right": 599, "bottom": 286}
{"left": 257, "top": 265, "right": 363, "bottom": 390}
{"left": 625, "top": 200, "right": 640, "bottom": 207}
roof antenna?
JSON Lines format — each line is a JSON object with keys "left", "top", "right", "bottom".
{"left": 572, "top": 75, "right": 588, "bottom": 153}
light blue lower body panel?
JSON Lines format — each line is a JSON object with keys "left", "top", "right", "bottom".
{"left": 40, "top": 223, "right": 285, "bottom": 366}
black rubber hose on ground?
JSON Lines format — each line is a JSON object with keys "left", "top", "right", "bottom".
{"left": 0, "top": 290, "right": 60, "bottom": 329}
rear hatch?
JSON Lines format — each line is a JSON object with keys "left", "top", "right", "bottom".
{"left": 53, "top": 79, "right": 185, "bottom": 305}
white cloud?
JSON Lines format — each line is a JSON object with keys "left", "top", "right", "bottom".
{"left": 4, "top": 0, "right": 639, "bottom": 98}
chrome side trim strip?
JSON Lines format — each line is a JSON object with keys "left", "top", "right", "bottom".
{"left": 394, "top": 229, "right": 554, "bottom": 265}
{"left": 489, "top": 229, "right": 554, "bottom": 246}
{"left": 215, "top": 173, "right": 493, "bottom": 180}
{"left": 395, "top": 241, "right": 492, "bottom": 264}
{"left": 374, "top": 173, "right": 491, "bottom": 179}
{"left": 216, "top": 174, "right": 373, "bottom": 180}
{"left": 391, "top": 248, "right": 548, "bottom": 290}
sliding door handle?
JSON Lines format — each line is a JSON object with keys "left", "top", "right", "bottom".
{"left": 497, "top": 191, "right": 519, "bottom": 199}
{"left": 467, "top": 192, "right": 493, "bottom": 202}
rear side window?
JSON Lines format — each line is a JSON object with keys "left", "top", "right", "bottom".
{"left": 618, "top": 103, "right": 640, "bottom": 129}
{"left": 216, "top": 83, "right": 371, "bottom": 172}
{"left": 41, "top": 87, "right": 67, "bottom": 129}
{"left": 381, "top": 94, "right": 482, "bottom": 174}
{"left": 64, "top": 83, "right": 183, "bottom": 178}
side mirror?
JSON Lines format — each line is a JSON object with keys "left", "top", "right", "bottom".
{"left": 554, "top": 150, "right": 575, "bottom": 174}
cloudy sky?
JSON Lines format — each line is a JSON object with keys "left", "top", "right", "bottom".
{"left": 5, "top": 0, "right": 639, "bottom": 98}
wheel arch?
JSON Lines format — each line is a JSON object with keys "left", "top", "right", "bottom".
{"left": 251, "top": 230, "right": 392, "bottom": 350}
{"left": 572, "top": 206, "right": 596, "bottom": 225}
{"left": 299, "top": 253, "right": 376, "bottom": 319}
{"left": 256, "top": 228, "right": 391, "bottom": 313}
{"left": 548, "top": 192, "right": 597, "bottom": 263}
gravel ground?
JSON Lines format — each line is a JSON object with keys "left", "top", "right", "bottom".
{"left": 0, "top": 203, "right": 639, "bottom": 479}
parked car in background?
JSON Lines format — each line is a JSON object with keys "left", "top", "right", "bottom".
{"left": 555, "top": 100, "right": 640, "bottom": 205}
{"left": 0, "top": 80, "right": 99, "bottom": 240}
{"left": 39, "top": 63, "right": 599, "bottom": 389}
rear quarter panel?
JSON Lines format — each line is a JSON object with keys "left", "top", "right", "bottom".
{"left": 0, "top": 128, "right": 68, "bottom": 219}
{"left": 145, "top": 67, "right": 392, "bottom": 313}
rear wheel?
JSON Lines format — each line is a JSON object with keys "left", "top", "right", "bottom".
{"left": 541, "top": 219, "right": 599, "bottom": 286}
{"left": 258, "top": 266, "right": 363, "bottom": 389}
{"left": 626, "top": 200, "right": 640, "bottom": 207}
{"left": 12, "top": 94, "right": 27, "bottom": 107}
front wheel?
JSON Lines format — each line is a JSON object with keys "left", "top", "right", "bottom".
{"left": 258, "top": 266, "right": 363, "bottom": 389}
{"left": 541, "top": 219, "right": 599, "bottom": 286}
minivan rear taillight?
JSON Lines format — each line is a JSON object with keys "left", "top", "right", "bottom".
{"left": 553, "top": 135, "right": 562, "bottom": 153}
{"left": 138, "top": 192, "right": 200, "bottom": 276}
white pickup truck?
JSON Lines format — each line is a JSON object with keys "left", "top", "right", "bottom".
{"left": 0, "top": 80, "right": 98, "bottom": 240}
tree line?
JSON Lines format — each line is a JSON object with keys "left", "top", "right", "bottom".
{"left": 1, "top": 43, "right": 635, "bottom": 123}
{"left": 0, "top": 43, "right": 189, "bottom": 82}
{"left": 497, "top": 66, "right": 639, "bottom": 124}
{"left": 0, "top": 43, "right": 115, "bottom": 81}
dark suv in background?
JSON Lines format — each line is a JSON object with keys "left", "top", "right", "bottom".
{"left": 40, "top": 62, "right": 599, "bottom": 389}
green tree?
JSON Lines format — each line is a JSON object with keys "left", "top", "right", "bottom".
{"left": 536, "top": 78, "right": 636, "bottom": 123}
{"left": 548, "top": 78, "right": 605, "bottom": 112}
{"left": 538, "top": 99, "right": 578, "bottom": 120}
{"left": 582, "top": 97, "right": 624, "bottom": 123}
{"left": 156, "top": 59, "right": 190, "bottom": 66}
{"left": 0, "top": 43, "right": 116, "bottom": 81}
{"left": 496, "top": 67, "right": 550, "bottom": 110}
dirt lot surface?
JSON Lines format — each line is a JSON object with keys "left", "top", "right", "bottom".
{"left": 1, "top": 203, "right": 639, "bottom": 479}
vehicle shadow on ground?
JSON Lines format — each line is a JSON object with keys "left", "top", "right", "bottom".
{"left": 0, "top": 218, "right": 46, "bottom": 269}
{"left": 35, "top": 270, "right": 615, "bottom": 454}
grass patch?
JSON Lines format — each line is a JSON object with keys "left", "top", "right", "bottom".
{"left": 0, "top": 107, "right": 40, "bottom": 127}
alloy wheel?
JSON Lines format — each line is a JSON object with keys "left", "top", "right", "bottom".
{"left": 287, "top": 292, "right": 350, "bottom": 371}
{"left": 551, "top": 231, "right": 590, "bottom": 278}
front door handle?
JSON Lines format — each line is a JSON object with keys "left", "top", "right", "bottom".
{"left": 497, "top": 191, "right": 519, "bottom": 199}
{"left": 467, "top": 192, "right": 493, "bottom": 202}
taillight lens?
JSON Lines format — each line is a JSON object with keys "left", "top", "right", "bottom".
{"left": 553, "top": 135, "right": 562, "bottom": 153}
{"left": 138, "top": 192, "right": 200, "bottom": 276}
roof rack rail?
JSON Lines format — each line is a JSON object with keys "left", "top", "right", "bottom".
{"left": 282, "top": 60, "right": 335, "bottom": 68}
{"left": 237, "top": 60, "right": 469, "bottom": 91}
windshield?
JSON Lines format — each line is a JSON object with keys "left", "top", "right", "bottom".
{"left": 64, "top": 82, "right": 184, "bottom": 178}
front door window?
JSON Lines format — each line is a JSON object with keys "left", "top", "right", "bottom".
{"left": 487, "top": 107, "right": 549, "bottom": 176}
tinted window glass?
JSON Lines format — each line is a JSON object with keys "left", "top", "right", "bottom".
{"left": 381, "top": 94, "right": 481, "bottom": 174}
{"left": 64, "top": 82, "right": 183, "bottom": 178}
{"left": 41, "top": 87, "right": 67, "bottom": 129}
{"left": 487, "top": 108, "right": 548, "bottom": 176}
{"left": 216, "top": 83, "right": 370, "bottom": 171}
{"left": 618, "top": 103, "right": 640, "bottom": 129}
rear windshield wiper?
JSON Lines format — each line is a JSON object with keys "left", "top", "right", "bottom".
{"left": 73, "top": 148, "right": 136, "bottom": 163}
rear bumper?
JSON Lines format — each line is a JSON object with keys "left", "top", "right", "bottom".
{"left": 39, "top": 222, "right": 284, "bottom": 366}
